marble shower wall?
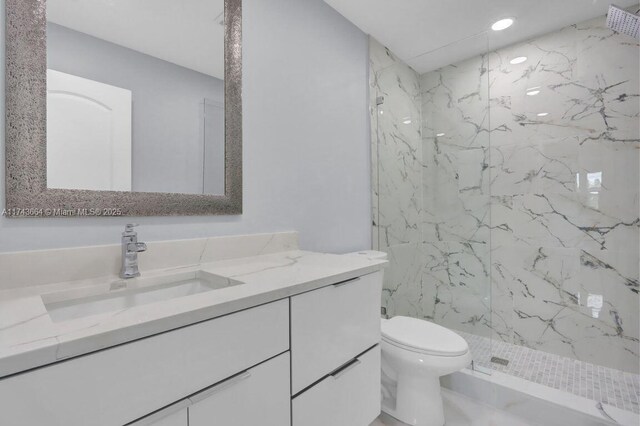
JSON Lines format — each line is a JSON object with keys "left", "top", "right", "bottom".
{"left": 486, "top": 14, "right": 639, "bottom": 374}
{"left": 373, "top": 12, "right": 639, "bottom": 374}
{"left": 371, "top": 33, "right": 494, "bottom": 348}
{"left": 421, "top": 39, "right": 493, "bottom": 340}
{"left": 370, "top": 38, "right": 423, "bottom": 250}
{"left": 421, "top": 14, "right": 640, "bottom": 373}
{"left": 369, "top": 38, "right": 426, "bottom": 318}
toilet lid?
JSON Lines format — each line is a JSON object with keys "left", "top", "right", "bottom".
{"left": 381, "top": 316, "right": 469, "bottom": 356}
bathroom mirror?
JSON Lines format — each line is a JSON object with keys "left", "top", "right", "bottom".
{"left": 5, "top": 0, "right": 242, "bottom": 216}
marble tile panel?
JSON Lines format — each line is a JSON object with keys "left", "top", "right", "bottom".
{"left": 370, "top": 37, "right": 423, "bottom": 249}
{"left": 421, "top": 54, "right": 490, "bottom": 148}
{"left": 374, "top": 11, "right": 639, "bottom": 375}
{"left": 422, "top": 139, "right": 490, "bottom": 243}
{"left": 420, "top": 241, "right": 492, "bottom": 338}
{"left": 491, "top": 244, "right": 639, "bottom": 372}
{"left": 381, "top": 242, "right": 425, "bottom": 319}
{"left": 491, "top": 191, "right": 638, "bottom": 252}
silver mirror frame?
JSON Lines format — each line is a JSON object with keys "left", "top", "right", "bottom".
{"left": 5, "top": 0, "right": 242, "bottom": 217}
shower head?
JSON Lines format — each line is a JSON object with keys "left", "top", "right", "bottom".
{"left": 606, "top": 4, "right": 640, "bottom": 39}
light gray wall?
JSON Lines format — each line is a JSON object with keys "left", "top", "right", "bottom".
{"left": 47, "top": 23, "right": 224, "bottom": 195}
{"left": 0, "top": 0, "right": 372, "bottom": 254}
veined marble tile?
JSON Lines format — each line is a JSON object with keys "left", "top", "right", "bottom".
{"left": 491, "top": 192, "right": 638, "bottom": 252}
{"left": 421, "top": 46, "right": 491, "bottom": 247}
{"left": 420, "top": 241, "right": 492, "bottom": 338}
{"left": 381, "top": 242, "right": 425, "bottom": 319}
{"left": 421, "top": 54, "right": 490, "bottom": 148}
{"left": 370, "top": 37, "right": 423, "bottom": 249}
{"left": 488, "top": 15, "right": 639, "bottom": 148}
{"left": 458, "top": 14, "right": 639, "bottom": 371}
{"left": 374, "top": 11, "right": 638, "bottom": 374}
{"left": 492, "top": 137, "right": 640, "bottom": 199}
{"left": 423, "top": 141, "right": 490, "bottom": 244}
{"left": 490, "top": 136, "right": 579, "bottom": 196}
{"left": 492, "top": 244, "right": 639, "bottom": 373}
{"left": 574, "top": 17, "right": 640, "bottom": 147}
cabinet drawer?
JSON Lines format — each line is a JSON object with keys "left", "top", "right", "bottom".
{"left": 292, "top": 345, "right": 381, "bottom": 426}
{"left": 291, "top": 271, "right": 381, "bottom": 394}
{"left": 0, "top": 299, "right": 289, "bottom": 426}
{"left": 189, "top": 352, "right": 290, "bottom": 426}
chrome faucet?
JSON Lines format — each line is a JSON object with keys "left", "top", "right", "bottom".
{"left": 120, "top": 224, "right": 147, "bottom": 279}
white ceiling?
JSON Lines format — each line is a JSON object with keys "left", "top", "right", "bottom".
{"left": 324, "top": 0, "right": 640, "bottom": 73}
{"left": 47, "top": 0, "right": 225, "bottom": 79}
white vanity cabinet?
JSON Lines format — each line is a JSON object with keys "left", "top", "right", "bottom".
{"left": 291, "top": 271, "right": 382, "bottom": 393}
{"left": 291, "top": 271, "right": 382, "bottom": 426}
{"left": 132, "top": 353, "right": 291, "bottom": 426}
{"left": 188, "top": 352, "right": 290, "bottom": 426}
{"left": 0, "top": 300, "right": 289, "bottom": 426}
{"left": 292, "top": 346, "right": 380, "bottom": 426}
{"left": 0, "top": 269, "right": 383, "bottom": 426}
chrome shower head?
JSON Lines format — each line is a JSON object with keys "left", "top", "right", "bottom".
{"left": 606, "top": 4, "right": 640, "bottom": 39}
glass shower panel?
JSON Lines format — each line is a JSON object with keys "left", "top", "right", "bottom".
{"left": 371, "top": 32, "right": 493, "bottom": 372}
{"left": 418, "top": 32, "right": 493, "bottom": 372}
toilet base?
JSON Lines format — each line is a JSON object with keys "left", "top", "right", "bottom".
{"left": 383, "top": 374, "right": 444, "bottom": 426}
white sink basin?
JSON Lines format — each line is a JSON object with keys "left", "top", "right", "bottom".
{"left": 42, "top": 270, "right": 243, "bottom": 322}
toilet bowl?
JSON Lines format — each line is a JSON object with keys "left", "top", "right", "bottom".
{"left": 345, "top": 250, "right": 471, "bottom": 425}
{"left": 381, "top": 316, "right": 472, "bottom": 426}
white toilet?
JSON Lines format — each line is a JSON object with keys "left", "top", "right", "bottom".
{"left": 381, "top": 316, "right": 472, "bottom": 426}
{"left": 347, "top": 250, "right": 472, "bottom": 426}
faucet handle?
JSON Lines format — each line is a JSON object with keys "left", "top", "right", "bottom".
{"left": 123, "top": 223, "right": 140, "bottom": 235}
{"left": 126, "top": 242, "right": 147, "bottom": 253}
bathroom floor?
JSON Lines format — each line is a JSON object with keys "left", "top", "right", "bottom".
{"left": 370, "top": 388, "right": 538, "bottom": 426}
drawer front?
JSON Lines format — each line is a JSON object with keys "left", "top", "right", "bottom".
{"left": 291, "top": 271, "right": 382, "bottom": 394}
{"left": 189, "top": 352, "right": 290, "bottom": 426}
{"left": 292, "top": 345, "right": 381, "bottom": 426}
{"left": 0, "top": 299, "right": 289, "bottom": 426}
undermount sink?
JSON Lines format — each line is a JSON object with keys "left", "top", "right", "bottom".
{"left": 42, "top": 270, "right": 243, "bottom": 322}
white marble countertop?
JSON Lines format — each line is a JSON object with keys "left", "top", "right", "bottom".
{"left": 0, "top": 250, "right": 386, "bottom": 378}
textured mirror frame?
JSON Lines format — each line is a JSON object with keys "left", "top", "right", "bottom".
{"left": 5, "top": 0, "right": 242, "bottom": 217}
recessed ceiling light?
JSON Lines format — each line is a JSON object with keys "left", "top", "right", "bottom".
{"left": 537, "top": 112, "right": 549, "bottom": 117}
{"left": 510, "top": 56, "right": 527, "bottom": 65}
{"left": 436, "top": 133, "right": 445, "bottom": 137}
{"left": 492, "top": 18, "right": 514, "bottom": 31}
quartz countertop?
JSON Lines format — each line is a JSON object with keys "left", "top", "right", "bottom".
{"left": 0, "top": 250, "right": 386, "bottom": 378}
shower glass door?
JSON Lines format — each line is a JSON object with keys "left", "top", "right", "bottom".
{"left": 371, "top": 32, "right": 494, "bottom": 372}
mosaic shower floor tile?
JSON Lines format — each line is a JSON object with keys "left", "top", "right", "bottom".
{"left": 458, "top": 331, "right": 639, "bottom": 414}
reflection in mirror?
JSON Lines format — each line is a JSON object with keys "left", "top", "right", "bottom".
{"left": 46, "top": 0, "right": 225, "bottom": 195}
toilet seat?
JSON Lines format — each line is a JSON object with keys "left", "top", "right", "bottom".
{"left": 381, "top": 316, "right": 469, "bottom": 357}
